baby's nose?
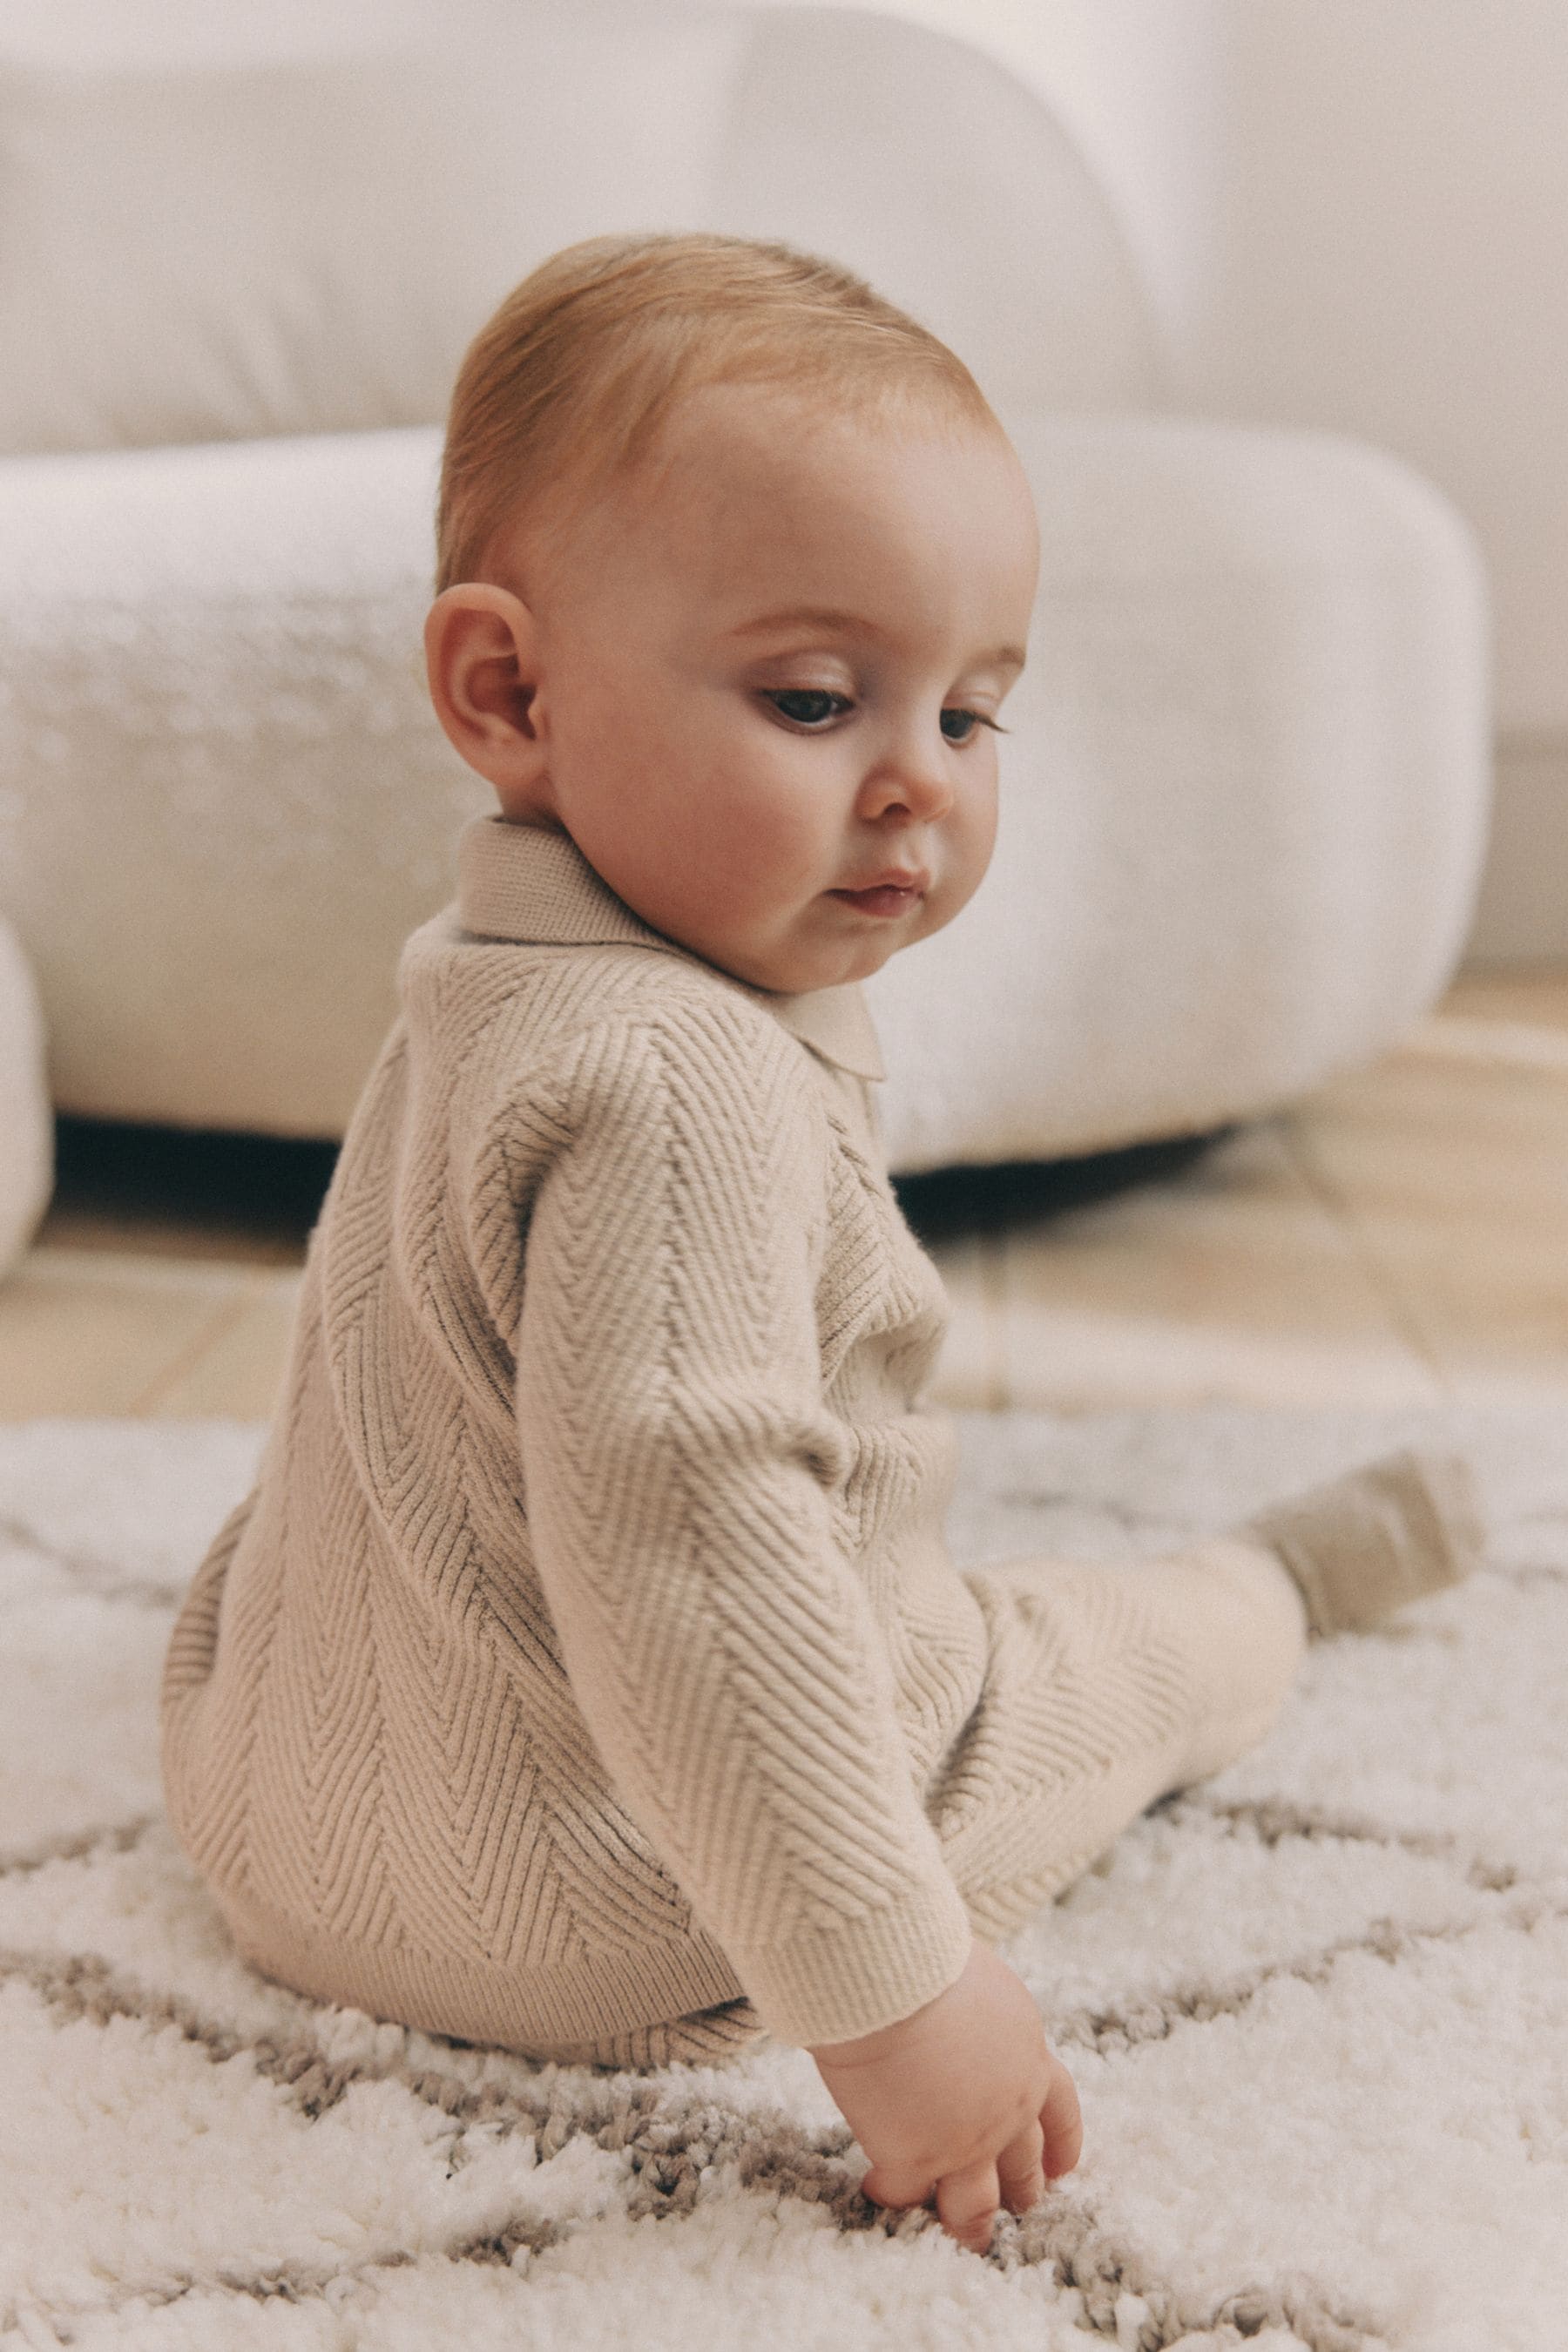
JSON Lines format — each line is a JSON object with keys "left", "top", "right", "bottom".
{"left": 867, "top": 742, "right": 954, "bottom": 819}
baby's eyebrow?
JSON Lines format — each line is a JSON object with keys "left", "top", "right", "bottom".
{"left": 727, "top": 604, "right": 882, "bottom": 642}
{"left": 728, "top": 605, "right": 1025, "bottom": 672}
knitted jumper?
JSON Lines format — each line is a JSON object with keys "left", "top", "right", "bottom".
{"left": 161, "top": 813, "right": 989, "bottom": 2052}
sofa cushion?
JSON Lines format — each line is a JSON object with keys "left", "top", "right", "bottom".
{"left": 0, "top": 3, "right": 747, "bottom": 455}
{"left": 0, "top": 0, "right": 1161, "bottom": 458}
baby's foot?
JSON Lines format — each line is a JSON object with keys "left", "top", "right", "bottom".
{"left": 1235, "top": 1444, "right": 1484, "bottom": 1637}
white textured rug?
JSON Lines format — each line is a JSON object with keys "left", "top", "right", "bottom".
{"left": 3, "top": 1405, "right": 1566, "bottom": 2352}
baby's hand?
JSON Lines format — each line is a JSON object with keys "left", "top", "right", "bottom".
{"left": 808, "top": 1935, "right": 1082, "bottom": 2254}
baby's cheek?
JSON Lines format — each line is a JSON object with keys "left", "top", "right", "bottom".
{"left": 931, "top": 836, "right": 995, "bottom": 933}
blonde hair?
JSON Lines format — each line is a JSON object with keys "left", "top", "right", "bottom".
{"left": 433, "top": 231, "right": 997, "bottom": 595}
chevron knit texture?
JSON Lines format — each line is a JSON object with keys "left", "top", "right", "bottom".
{"left": 159, "top": 819, "right": 1407, "bottom": 2062}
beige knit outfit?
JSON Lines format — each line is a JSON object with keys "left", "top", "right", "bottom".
{"left": 159, "top": 814, "right": 1481, "bottom": 2068}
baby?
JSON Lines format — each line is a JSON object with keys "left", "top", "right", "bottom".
{"left": 160, "top": 232, "right": 1483, "bottom": 2257}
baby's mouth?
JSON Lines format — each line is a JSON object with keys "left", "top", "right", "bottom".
{"left": 829, "top": 884, "right": 923, "bottom": 918}
{"left": 830, "top": 864, "right": 929, "bottom": 917}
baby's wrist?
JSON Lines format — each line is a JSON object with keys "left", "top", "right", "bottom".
{"left": 808, "top": 2010, "right": 918, "bottom": 2065}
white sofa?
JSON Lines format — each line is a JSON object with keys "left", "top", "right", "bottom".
{"left": 0, "top": 0, "right": 1491, "bottom": 1192}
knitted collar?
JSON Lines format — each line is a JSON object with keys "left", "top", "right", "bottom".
{"left": 454, "top": 814, "right": 886, "bottom": 1083}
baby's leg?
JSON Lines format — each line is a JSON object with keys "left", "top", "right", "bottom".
{"left": 936, "top": 1533, "right": 1308, "bottom": 1939}
{"left": 937, "top": 1445, "right": 1481, "bottom": 1943}
{"left": 1238, "top": 1443, "right": 1482, "bottom": 1637}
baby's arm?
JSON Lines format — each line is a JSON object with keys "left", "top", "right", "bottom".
{"left": 514, "top": 1004, "right": 974, "bottom": 2049}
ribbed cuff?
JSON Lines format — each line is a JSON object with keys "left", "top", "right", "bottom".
{"left": 728, "top": 1876, "right": 976, "bottom": 2049}
{"left": 1240, "top": 1444, "right": 1484, "bottom": 1638}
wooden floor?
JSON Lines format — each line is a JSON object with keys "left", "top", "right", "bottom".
{"left": 6, "top": 968, "right": 1566, "bottom": 1423}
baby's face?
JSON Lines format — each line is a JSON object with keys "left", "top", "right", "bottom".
{"left": 494, "top": 382, "right": 1038, "bottom": 996}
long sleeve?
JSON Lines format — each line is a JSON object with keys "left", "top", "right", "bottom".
{"left": 512, "top": 998, "right": 974, "bottom": 2046}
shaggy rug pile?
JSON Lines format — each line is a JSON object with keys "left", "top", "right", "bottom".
{"left": 2, "top": 1403, "right": 1565, "bottom": 2352}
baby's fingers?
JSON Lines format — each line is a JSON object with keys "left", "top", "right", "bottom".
{"left": 859, "top": 2159, "right": 935, "bottom": 2215}
{"left": 1040, "top": 2050, "right": 1084, "bottom": 2179}
{"left": 936, "top": 2159, "right": 1000, "bottom": 2254}
{"left": 996, "top": 2119, "right": 1046, "bottom": 2215}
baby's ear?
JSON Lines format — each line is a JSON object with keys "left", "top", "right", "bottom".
{"left": 423, "top": 585, "right": 549, "bottom": 790}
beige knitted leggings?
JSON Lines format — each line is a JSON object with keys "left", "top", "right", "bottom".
{"left": 544, "top": 1535, "right": 1309, "bottom": 2071}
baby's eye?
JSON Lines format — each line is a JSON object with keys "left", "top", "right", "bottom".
{"left": 765, "top": 688, "right": 853, "bottom": 729}
{"left": 940, "top": 706, "right": 1002, "bottom": 745}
